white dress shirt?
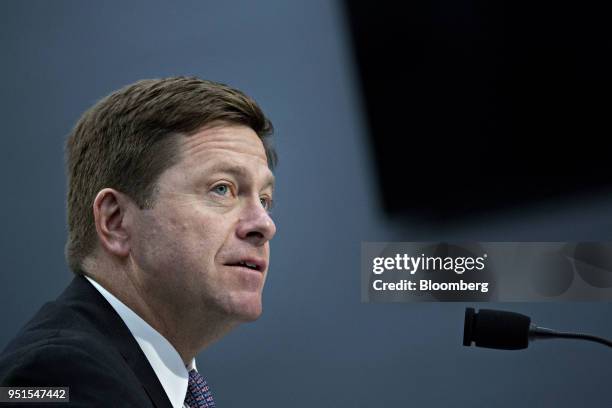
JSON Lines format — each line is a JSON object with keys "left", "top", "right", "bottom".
{"left": 86, "top": 276, "right": 195, "bottom": 408}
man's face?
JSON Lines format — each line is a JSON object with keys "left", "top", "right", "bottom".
{"left": 128, "top": 124, "right": 276, "bottom": 323}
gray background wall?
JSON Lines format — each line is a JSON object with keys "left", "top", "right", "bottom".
{"left": 1, "top": 1, "right": 611, "bottom": 406}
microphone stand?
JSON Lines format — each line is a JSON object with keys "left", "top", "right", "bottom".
{"left": 529, "top": 325, "right": 612, "bottom": 348}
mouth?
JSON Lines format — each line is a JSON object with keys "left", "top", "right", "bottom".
{"left": 224, "top": 258, "right": 266, "bottom": 273}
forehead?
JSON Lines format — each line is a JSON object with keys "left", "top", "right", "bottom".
{"left": 173, "top": 124, "right": 273, "bottom": 184}
{"left": 180, "top": 125, "right": 268, "bottom": 163}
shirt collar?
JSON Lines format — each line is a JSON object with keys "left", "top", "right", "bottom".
{"left": 86, "top": 276, "right": 194, "bottom": 408}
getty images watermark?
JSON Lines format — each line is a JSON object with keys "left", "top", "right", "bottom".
{"left": 361, "top": 242, "right": 612, "bottom": 302}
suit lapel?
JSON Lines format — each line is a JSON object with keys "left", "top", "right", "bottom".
{"left": 58, "top": 276, "right": 175, "bottom": 408}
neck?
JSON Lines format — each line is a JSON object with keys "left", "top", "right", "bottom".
{"left": 86, "top": 263, "right": 237, "bottom": 365}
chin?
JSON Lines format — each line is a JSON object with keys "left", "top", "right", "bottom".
{"left": 236, "top": 302, "right": 263, "bottom": 322}
{"left": 221, "top": 294, "right": 263, "bottom": 322}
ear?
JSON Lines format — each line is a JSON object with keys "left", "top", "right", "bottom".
{"left": 92, "top": 188, "right": 134, "bottom": 258}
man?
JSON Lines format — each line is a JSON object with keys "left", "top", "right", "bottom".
{"left": 0, "top": 77, "right": 277, "bottom": 407}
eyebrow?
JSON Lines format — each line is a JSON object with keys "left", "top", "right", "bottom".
{"left": 202, "top": 163, "right": 275, "bottom": 190}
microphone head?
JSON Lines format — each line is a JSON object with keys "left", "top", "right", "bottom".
{"left": 463, "top": 308, "right": 531, "bottom": 350}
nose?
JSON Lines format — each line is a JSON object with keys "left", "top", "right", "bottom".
{"left": 236, "top": 198, "right": 276, "bottom": 246}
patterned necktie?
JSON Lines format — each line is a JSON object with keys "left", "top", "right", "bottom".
{"left": 184, "top": 369, "right": 216, "bottom": 408}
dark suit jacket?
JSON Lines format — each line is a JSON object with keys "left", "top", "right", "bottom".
{"left": 0, "top": 275, "right": 174, "bottom": 407}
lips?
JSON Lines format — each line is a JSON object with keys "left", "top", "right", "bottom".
{"left": 224, "top": 257, "right": 266, "bottom": 272}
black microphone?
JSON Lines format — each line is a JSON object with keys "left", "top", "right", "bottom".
{"left": 463, "top": 307, "right": 612, "bottom": 350}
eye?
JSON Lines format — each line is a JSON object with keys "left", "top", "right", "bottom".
{"left": 260, "top": 196, "right": 274, "bottom": 213}
{"left": 212, "top": 183, "right": 231, "bottom": 196}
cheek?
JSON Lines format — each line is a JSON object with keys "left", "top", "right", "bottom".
{"left": 132, "top": 204, "right": 235, "bottom": 275}
{"left": 192, "top": 216, "right": 234, "bottom": 266}
{"left": 132, "top": 212, "right": 189, "bottom": 272}
{"left": 164, "top": 213, "right": 228, "bottom": 269}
